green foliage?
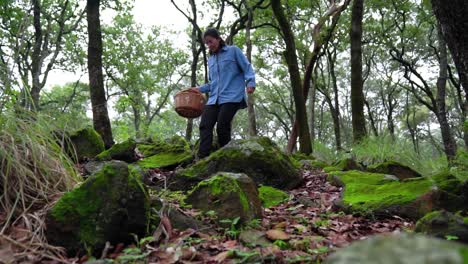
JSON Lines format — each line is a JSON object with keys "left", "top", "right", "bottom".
{"left": 0, "top": 111, "right": 79, "bottom": 224}
{"left": 103, "top": 10, "right": 189, "bottom": 140}
{"left": 220, "top": 217, "right": 241, "bottom": 239}
{"left": 40, "top": 82, "right": 91, "bottom": 131}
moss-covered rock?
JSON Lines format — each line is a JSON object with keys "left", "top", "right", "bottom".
{"left": 169, "top": 137, "right": 302, "bottom": 191}
{"left": 368, "top": 160, "right": 421, "bottom": 180}
{"left": 68, "top": 127, "right": 105, "bottom": 161}
{"left": 415, "top": 210, "right": 468, "bottom": 243}
{"left": 325, "top": 233, "right": 468, "bottom": 264}
{"left": 137, "top": 136, "right": 192, "bottom": 169}
{"left": 291, "top": 152, "right": 316, "bottom": 162}
{"left": 185, "top": 172, "right": 262, "bottom": 225}
{"left": 333, "top": 158, "right": 363, "bottom": 171}
{"left": 45, "top": 161, "right": 149, "bottom": 256}
{"left": 258, "top": 185, "right": 289, "bottom": 208}
{"left": 328, "top": 170, "right": 466, "bottom": 220}
{"left": 96, "top": 139, "right": 136, "bottom": 162}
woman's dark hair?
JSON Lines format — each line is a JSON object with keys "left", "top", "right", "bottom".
{"left": 203, "top": 28, "right": 226, "bottom": 50}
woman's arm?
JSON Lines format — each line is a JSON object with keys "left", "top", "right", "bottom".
{"left": 234, "top": 46, "right": 256, "bottom": 90}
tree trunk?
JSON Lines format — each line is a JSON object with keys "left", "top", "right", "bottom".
{"left": 245, "top": 5, "right": 258, "bottom": 137}
{"left": 308, "top": 77, "right": 316, "bottom": 149}
{"left": 30, "top": 0, "right": 42, "bottom": 111}
{"left": 365, "top": 99, "right": 378, "bottom": 137}
{"left": 350, "top": 0, "right": 367, "bottom": 143}
{"left": 271, "top": 0, "right": 312, "bottom": 154}
{"left": 328, "top": 50, "right": 342, "bottom": 151}
{"left": 87, "top": 0, "right": 114, "bottom": 148}
{"left": 435, "top": 24, "right": 457, "bottom": 161}
{"left": 431, "top": 0, "right": 468, "bottom": 106}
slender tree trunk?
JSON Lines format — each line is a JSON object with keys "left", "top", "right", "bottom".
{"left": 271, "top": 0, "right": 311, "bottom": 154}
{"left": 328, "top": 51, "right": 342, "bottom": 151}
{"left": 30, "top": 0, "right": 42, "bottom": 111}
{"left": 245, "top": 5, "right": 257, "bottom": 137}
{"left": 364, "top": 100, "right": 378, "bottom": 136}
{"left": 87, "top": 0, "right": 114, "bottom": 148}
{"left": 405, "top": 92, "right": 419, "bottom": 154}
{"left": 350, "top": 0, "right": 367, "bottom": 143}
{"left": 435, "top": 24, "right": 457, "bottom": 161}
{"left": 308, "top": 78, "right": 316, "bottom": 148}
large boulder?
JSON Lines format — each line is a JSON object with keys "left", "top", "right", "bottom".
{"left": 325, "top": 233, "right": 468, "bottom": 264}
{"left": 415, "top": 210, "right": 468, "bottom": 243}
{"left": 96, "top": 139, "right": 137, "bottom": 162}
{"left": 367, "top": 160, "right": 421, "bottom": 180}
{"left": 45, "top": 161, "right": 149, "bottom": 256}
{"left": 68, "top": 127, "right": 105, "bottom": 162}
{"left": 185, "top": 172, "right": 262, "bottom": 225}
{"left": 136, "top": 136, "right": 192, "bottom": 169}
{"left": 168, "top": 137, "right": 302, "bottom": 191}
{"left": 328, "top": 170, "right": 466, "bottom": 220}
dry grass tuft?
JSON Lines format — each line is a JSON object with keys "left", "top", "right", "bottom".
{"left": 0, "top": 113, "right": 81, "bottom": 262}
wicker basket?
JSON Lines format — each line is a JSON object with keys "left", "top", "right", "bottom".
{"left": 174, "top": 89, "right": 206, "bottom": 118}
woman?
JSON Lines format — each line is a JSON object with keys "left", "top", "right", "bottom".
{"left": 192, "top": 28, "right": 256, "bottom": 159}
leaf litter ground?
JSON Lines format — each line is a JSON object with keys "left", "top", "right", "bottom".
{"left": 3, "top": 167, "right": 412, "bottom": 263}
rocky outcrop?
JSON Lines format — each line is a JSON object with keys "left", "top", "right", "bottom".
{"left": 328, "top": 170, "right": 466, "bottom": 220}
{"left": 367, "top": 160, "right": 421, "bottom": 180}
{"left": 169, "top": 137, "right": 302, "bottom": 191}
{"left": 416, "top": 210, "right": 468, "bottom": 243}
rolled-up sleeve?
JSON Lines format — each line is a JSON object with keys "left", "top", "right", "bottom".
{"left": 234, "top": 46, "right": 256, "bottom": 88}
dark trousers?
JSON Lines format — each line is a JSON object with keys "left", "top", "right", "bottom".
{"left": 198, "top": 103, "right": 240, "bottom": 158}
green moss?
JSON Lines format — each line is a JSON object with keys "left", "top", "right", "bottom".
{"left": 258, "top": 185, "right": 289, "bottom": 208}
{"left": 175, "top": 137, "right": 301, "bottom": 189}
{"left": 310, "top": 160, "right": 330, "bottom": 169}
{"left": 51, "top": 165, "right": 117, "bottom": 246}
{"left": 50, "top": 163, "right": 149, "bottom": 248}
{"left": 96, "top": 139, "right": 136, "bottom": 160}
{"left": 291, "top": 153, "right": 316, "bottom": 161}
{"left": 137, "top": 136, "right": 190, "bottom": 157}
{"left": 136, "top": 136, "right": 192, "bottom": 169}
{"left": 70, "top": 127, "right": 105, "bottom": 159}
{"left": 430, "top": 171, "right": 462, "bottom": 194}
{"left": 459, "top": 247, "right": 468, "bottom": 263}
{"left": 138, "top": 152, "right": 192, "bottom": 169}
{"left": 189, "top": 174, "right": 250, "bottom": 213}
{"left": 323, "top": 166, "right": 341, "bottom": 173}
{"left": 330, "top": 170, "right": 432, "bottom": 214}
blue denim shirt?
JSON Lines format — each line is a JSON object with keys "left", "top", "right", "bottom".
{"left": 199, "top": 45, "right": 256, "bottom": 106}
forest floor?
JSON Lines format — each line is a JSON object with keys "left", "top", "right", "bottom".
{"left": 75, "top": 167, "right": 412, "bottom": 263}
{"left": 0, "top": 167, "right": 413, "bottom": 263}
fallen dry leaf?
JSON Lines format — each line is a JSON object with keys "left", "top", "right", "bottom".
{"left": 266, "top": 229, "right": 290, "bottom": 241}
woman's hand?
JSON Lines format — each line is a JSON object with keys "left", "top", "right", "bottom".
{"left": 246, "top": 87, "right": 255, "bottom": 94}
